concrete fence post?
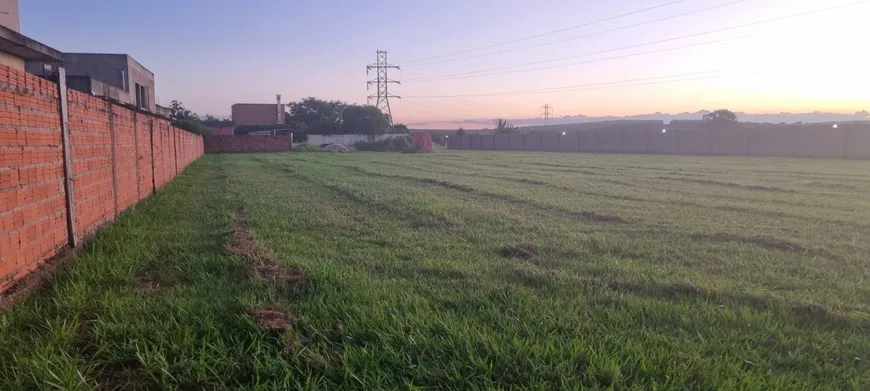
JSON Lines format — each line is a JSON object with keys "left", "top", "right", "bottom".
{"left": 107, "top": 104, "right": 119, "bottom": 218}
{"left": 132, "top": 112, "right": 141, "bottom": 198}
{"left": 149, "top": 117, "right": 156, "bottom": 193}
{"left": 56, "top": 67, "right": 77, "bottom": 248}
{"left": 173, "top": 128, "right": 179, "bottom": 175}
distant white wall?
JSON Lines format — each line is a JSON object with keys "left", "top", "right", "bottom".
{"left": 308, "top": 134, "right": 406, "bottom": 146}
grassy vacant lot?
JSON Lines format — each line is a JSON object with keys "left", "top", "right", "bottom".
{"left": 1, "top": 151, "right": 869, "bottom": 390}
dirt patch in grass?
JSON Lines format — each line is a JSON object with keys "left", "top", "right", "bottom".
{"left": 696, "top": 232, "right": 812, "bottom": 253}
{"left": 251, "top": 307, "right": 294, "bottom": 333}
{"left": 228, "top": 208, "right": 272, "bottom": 262}
{"left": 501, "top": 243, "right": 541, "bottom": 260}
{"left": 231, "top": 207, "right": 309, "bottom": 295}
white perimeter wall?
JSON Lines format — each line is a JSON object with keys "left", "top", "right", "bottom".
{"left": 308, "top": 134, "right": 407, "bottom": 146}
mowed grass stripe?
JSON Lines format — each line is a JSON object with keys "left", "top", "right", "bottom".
{"left": 233, "top": 155, "right": 870, "bottom": 390}
{"left": 418, "top": 152, "right": 870, "bottom": 206}
{"left": 307, "top": 156, "right": 870, "bottom": 257}
{"left": 266, "top": 153, "right": 869, "bottom": 312}
{"left": 395, "top": 155, "right": 870, "bottom": 215}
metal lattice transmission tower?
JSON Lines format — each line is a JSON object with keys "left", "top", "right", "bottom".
{"left": 541, "top": 104, "right": 553, "bottom": 125}
{"left": 367, "top": 50, "right": 400, "bottom": 125}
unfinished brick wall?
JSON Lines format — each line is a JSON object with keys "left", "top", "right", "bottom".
{"left": 0, "top": 68, "right": 68, "bottom": 292}
{"left": 203, "top": 135, "right": 291, "bottom": 153}
{"left": 134, "top": 112, "right": 153, "bottom": 199}
{"left": 112, "top": 106, "right": 138, "bottom": 213}
{"left": 0, "top": 64, "right": 203, "bottom": 294}
{"left": 68, "top": 92, "right": 114, "bottom": 238}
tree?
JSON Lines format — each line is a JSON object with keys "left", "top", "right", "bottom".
{"left": 168, "top": 100, "right": 196, "bottom": 121}
{"left": 391, "top": 123, "right": 410, "bottom": 134}
{"left": 702, "top": 109, "right": 738, "bottom": 123}
{"left": 456, "top": 127, "right": 466, "bottom": 137}
{"left": 494, "top": 118, "right": 516, "bottom": 134}
{"left": 287, "top": 97, "right": 346, "bottom": 131}
{"left": 167, "top": 100, "right": 208, "bottom": 135}
{"left": 339, "top": 105, "right": 391, "bottom": 135}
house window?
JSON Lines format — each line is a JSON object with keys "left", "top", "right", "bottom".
{"left": 135, "top": 84, "right": 148, "bottom": 109}
{"left": 121, "top": 70, "right": 128, "bottom": 91}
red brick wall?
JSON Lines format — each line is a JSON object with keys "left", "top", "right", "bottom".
{"left": 0, "top": 68, "right": 67, "bottom": 292}
{"left": 68, "top": 92, "right": 114, "bottom": 238}
{"left": 134, "top": 112, "right": 153, "bottom": 199}
{"left": 113, "top": 106, "right": 138, "bottom": 213}
{"left": 0, "top": 64, "right": 204, "bottom": 294}
{"left": 207, "top": 126, "right": 233, "bottom": 136}
{"left": 203, "top": 135, "right": 291, "bottom": 153}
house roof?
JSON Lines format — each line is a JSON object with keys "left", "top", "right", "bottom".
{"left": 0, "top": 25, "right": 62, "bottom": 62}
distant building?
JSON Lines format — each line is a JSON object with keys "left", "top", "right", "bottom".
{"left": 232, "top": 95, "right": 285, "bottom": 126}
{"left": 0, "top": 3, "right": 61, "bottom": 71}
{"left": 0, "top": 0, "right": 20, "bottom": 34}
{"left": 27, "top": 53, "right": 156, "bottom": 112}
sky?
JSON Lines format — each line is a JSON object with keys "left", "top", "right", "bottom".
{"left": 20, "top": 0, "right": 869, "bottom": 128}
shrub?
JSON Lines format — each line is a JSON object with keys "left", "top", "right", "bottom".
{"left": 354, "top": 136, "right": 413, "bottom": 152}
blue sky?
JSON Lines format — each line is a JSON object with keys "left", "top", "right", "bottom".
{"left": 21, "top": 0, "right": 868, "bottom": 127}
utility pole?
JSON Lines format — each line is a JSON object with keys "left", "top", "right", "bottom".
{"left": 367, "top": 50, "right": 400, "bottom": 125}
{"left": 541, "top": 104, "right": 553, "bottom": 126}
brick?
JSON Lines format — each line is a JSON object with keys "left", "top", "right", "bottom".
{"left": 0, "top": 65, "right": 205, "bottom": 294}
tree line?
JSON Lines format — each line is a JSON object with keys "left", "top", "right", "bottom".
{"left": 285, "top": 97, "right": 407, "bottom": 135}
{"left": 166, "top": 98, "right": 408, "bottom": 136}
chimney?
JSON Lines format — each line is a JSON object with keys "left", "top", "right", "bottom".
{"left": 276, "top": 94, "right": 282, "bottom": 124}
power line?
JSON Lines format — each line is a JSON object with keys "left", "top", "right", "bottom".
{"left": 400, "top": 69, "right": 531, "bottom": 112}
{"left": 396, "top": 0, "right": 570, "bottom": 52}
{"left": 405, "top": 0, "right": 868, "bottom": 82}
{"left": 400, "top": 0, "right": 687, "bottom": 64}
{"left": 405, "top": 28, "right": 781, "bottom": 83}
{"left": 402, "top": 68, "right": 755, "bottom": 98}
{"left": 404, "top": 0, "right": 749, "bottom": 68}
{"left": 403, "top": 71, "right": 758, "bottom": 100}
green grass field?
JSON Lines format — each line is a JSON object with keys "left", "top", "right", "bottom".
{"left": 1, "top": 151, "right": 869, "bottom": 390}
